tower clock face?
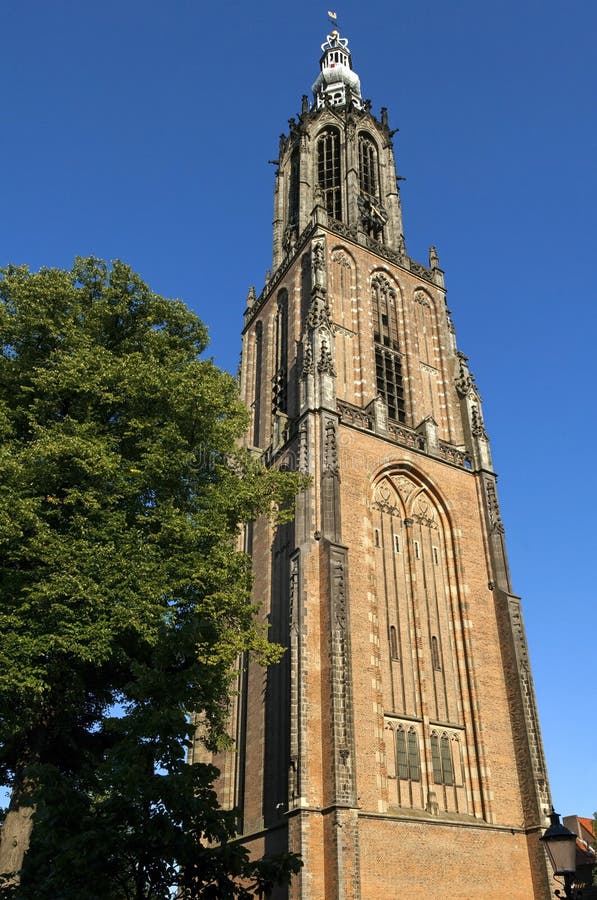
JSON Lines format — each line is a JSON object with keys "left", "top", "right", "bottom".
{"left": 358, "top": 194, "right": 388, "bottom": 231}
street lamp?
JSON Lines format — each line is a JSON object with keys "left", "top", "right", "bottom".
{"left": 540, "top": 808, "right": 579, "bottom": 900}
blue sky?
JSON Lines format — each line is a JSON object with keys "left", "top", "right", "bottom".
{"left": 1, "top": 1, "right": 596, "bottom": 819}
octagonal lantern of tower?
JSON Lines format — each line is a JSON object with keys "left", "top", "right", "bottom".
{"left": 312, "top": 29, "right": 362, "bottom": 109}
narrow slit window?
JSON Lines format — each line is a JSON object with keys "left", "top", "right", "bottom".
{"left": 394, "top": 534, "right": 400, "bottom": 553}
{"left": 390, "top": 626, "right": 398, "bottom": 659}
{"left": 431, "top": 636, "right": 441, "bottom": 671}
{"left": 374, "top": 528, "right": 380, "bottom": 548}
{"left": 414, "top": 541, "right": 420, "bottom": 560}
{"left": 433, "top": 546, "right": 439, "bottom": 565}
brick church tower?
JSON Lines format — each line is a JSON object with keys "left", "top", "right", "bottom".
{"left": 205, "top": 23, "right": 553, "bottom": 899}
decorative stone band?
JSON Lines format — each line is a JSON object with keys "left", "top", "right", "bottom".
{"left": 336, "top": 400, "right": 470, "bottom": 469}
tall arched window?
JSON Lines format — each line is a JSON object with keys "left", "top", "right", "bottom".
{"left": 317, "top": 128, "right": 342, "bottom": 221}
{"left": 407, "top": 729, "right": 421, "bottom": 781}
{"left": 372, "top": 275, "right": 400, "bottom": 349}
{"left": 441, "top": 734, "right": 455, "bottom": 785}
{"left": 396, "top": 726, "right": 420, "bottom": 781}
{"left": 358, "top": 133, "right": 379, "bottom": 198}
{"left": 415, "top": 292, "right": 435, "bottom": 365}
{"left": 253, "top": 321, "right": 263, "bottom": 446}
{"left": 371, "top": 275, "right": 405, "bottom": 422}
{"left": 288, "top": 147, "right": 300, "bottom": 227}
{"left": 272, "top": 291, "right": 288, "bottom": 414}
{"left": 359, "top": 133, "right": 384, "bottom": 238}
{"left": 431, "top": 731, "right": 455, "bottom": 785}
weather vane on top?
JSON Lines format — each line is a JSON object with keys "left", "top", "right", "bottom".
{"left": 327, "top": 9, "right": 340, "bottom": 33}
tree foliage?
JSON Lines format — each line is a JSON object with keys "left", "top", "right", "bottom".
{"left": 0, "top": 259, "right": 302, "bottom": 897}
{"left": 8, "top": 758, "right": 301, "bottom": 899}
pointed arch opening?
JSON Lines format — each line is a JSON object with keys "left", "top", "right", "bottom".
{"left": 396, "top": 725, "right": 420, "bottom": 782}
{"left": 330, "top": 246, "right": 360, "bottom": 404}
{"left": 370, "top": 466, "right": 462, "bottom": 727}
{"left": 317, "top": 127, "right": 342, "bottom": 221}
{"left": 272, "top": 290, "right": 288, "bottom": 415}
{"left": 253, "top": 320, "right": 263, "bottom": 445}
{"left": 371, "top": 465, "right": 479, "bottom": 817}
{"left": 431, "top": 731, "right": 455, "bottom": 786}
{"left": 371, "top": 274, "right": 405, "bottom": 423}
{"left": 358, "top": 132, "right": 380, "bottom": 200}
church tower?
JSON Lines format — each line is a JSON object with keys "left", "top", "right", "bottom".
{"left": 212, "top": 23, "right": 553, "bottom": 899}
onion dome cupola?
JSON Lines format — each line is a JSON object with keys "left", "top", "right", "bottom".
{"left": 312, "top": 29, "right": 362, "bottom": 110}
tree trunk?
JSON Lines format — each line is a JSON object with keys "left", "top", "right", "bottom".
{"left": 0, "top": 786, "right": 34, "bottom": 887}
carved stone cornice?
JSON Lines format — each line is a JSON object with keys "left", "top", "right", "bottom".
{"left": 244, "top": 211, "right": 442, "bottom": 332}
{"left": 326, "top": 218, "right": 438, "bottom": 286}
{"left": 336, "top": 400, "right": 471, "bottom": 469}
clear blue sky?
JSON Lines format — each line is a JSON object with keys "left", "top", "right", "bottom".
{"left": 1, "top": 1, "right": 596, "bottom": 819}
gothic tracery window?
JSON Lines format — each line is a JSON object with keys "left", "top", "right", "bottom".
{"left": 371, "top": 275, "right": 405, "bottom": 422}
{"left": 272, "top": 291, "right": 288, "bottom": 414}
{"left": 430, "top": 732, "right": 455, "bottom": 786}
{"left": 288, "top": 147, "right": 300, "bottom": 228}
{"left": 358, "top": 133, "right": 379, "bottom": 199}
{"left": 317, "top": 127, "right": 342, "bottom": 221}
{"left": 396, "top": 726, "right": 420, "bottom": 782}
{"left": 376, "top": 473, "right": 472, "bottom": 815}
{"left": 415, "top": 291, "right": 434, "bottom": 365}
{"left": 253, "top": 321, "right": 263, "bottom": 445}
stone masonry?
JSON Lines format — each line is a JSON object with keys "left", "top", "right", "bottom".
{"left": 209, "top": 25, "right": 553, "bottom": 900}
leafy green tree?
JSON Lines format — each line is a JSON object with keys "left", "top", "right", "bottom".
{"left": 0, "top": 259, "right": 302, "bottom": 896}
{"left": 9, "top": 757, "right": 301, "bottom": 899}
